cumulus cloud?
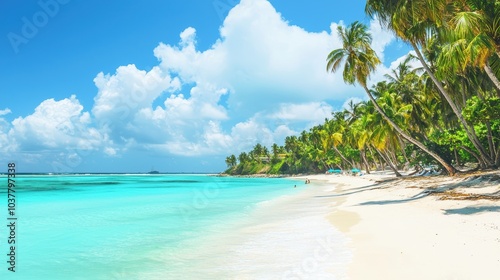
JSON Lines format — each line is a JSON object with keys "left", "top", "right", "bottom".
{"left": 368, "top": 50, "right": 419, "bottom": 87}
{"left": 0, "top": 108, "right": 11, "bottom": 116}
{"left": 92, "top": 64, "right": 180, "bottom": 127}
{"left": 104, "top": 147, "right": 117, "bottom": 156}
{"left": 0, "top": 112, "right": 12, "bottom": 153}
{"left": 86, "top": 0, "right": 399, "bottom": 156}
{"left": 341, "top": 97, "right": 365, "bottom": 110}
{"left": 9, "top": 95, "right": 102, "bottom": 151}
{"left": 387, "top": 50, "right": 422, "bottom": 72}
{"left": 368, "top": 17, "right": 395, "bottom": 63}
{"left": 269, "top": 102, "right": 333, "bottom": 122}
{"left": 154, "top": 0, "right": 371, "bottom": 117}
{"left": 5, "top": 0, "right": 402, "bottom": 166}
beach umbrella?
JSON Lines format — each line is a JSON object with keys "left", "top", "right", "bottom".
{"left": 351, "top": 168, "right": 361, "bottom": 173}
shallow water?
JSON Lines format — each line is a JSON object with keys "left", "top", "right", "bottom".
{"left": 0, "top": 174, "right": 300, "bottom": 279}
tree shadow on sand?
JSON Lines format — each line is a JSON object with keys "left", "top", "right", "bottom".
{"left": 315, "top": 172, "right": 500, "bottom": 207}
{"left": 443, "top": 206, "right": 500, "bottom": 215}
{"left": 314, "top": 184, "right": 381, "bottom": 198}
{"left": 357, "top": 190, "right": 432, "bottom": 206}
{"left": 315, "top": 178, "right": 399, "bottom": 198}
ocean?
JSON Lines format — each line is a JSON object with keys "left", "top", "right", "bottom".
{"left": 0, "top": 174, "right": 300, "bottom": 279}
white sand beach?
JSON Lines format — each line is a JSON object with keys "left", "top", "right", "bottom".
{"left": 180, "top": 172, "right": 499, "bottom": 279}
{"left": 175, "top": 180, "right": 352, "bottom": 279}
{"left": 293, "top": 171, "right": 500, "bottom": 280}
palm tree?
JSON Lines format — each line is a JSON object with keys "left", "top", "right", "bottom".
{"left": 225, "top": 155, "right": 237, "bottom": 168}
{"left": 271, "top": 143, "right": 280, "bottom": 162}
{"left": 326, "top": 21, "right": 456, "bottom": 175}
{"left": 346, "top": 101, "right": 372, "bottom": 173}
{"left": 365, "top": 0, "right": 495, "bottom": 168}
{"left": 450, "top": 0, "right": 500, "bottom": 96}
{"left": 262, "top": 146, "right": 270, "bottom": 162}
{"left": 238, "top": 152, "right": 250, "bottom": 164}
{"left": 324, "top": 114, "right": 355, "bottom": 168}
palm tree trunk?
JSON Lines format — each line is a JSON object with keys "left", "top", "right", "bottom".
{"left": 362, "top": 85, "right": 457, "bottom": 176}
{"left": 484, "top": 64, "right": 500, "bottom": 98}
{"left": 367, "top": 145, "right": 382, "bottom": 171}
{"left": 384, "top": 149, "right": 401, "bottom": 174}
{"left": 361, "top": 148, "right": 371, "bottom": 174}
{"left": 332, "top": 145, "right": 354, "bottom": 168}
{"left": 410, "top": 42, "right": 494, "bottom": 167}
{"left": 476, "top": 88, "right": 497, "bottom": 164}
{"left": 397, "top": 135, "right": 410, "bottom": 167}
{"left": 372, "top": 146, "right": 387, "bottom": 171}
{"left": 454, "top": 148, "right": 460, "bottom": 167}
{"left": 373, "top": 147, "right": 402, "bottom": 177}
{"left": 461, "top": 79, "right": 468, "bottom": 108}
{"left": 387, "top": 145, "right": 398, "bottom": 168}
{"left": 320, "top": 159, "right": 328, "bottom": 170}
{"left": 461, "top": 145, "right": 485, "bottom": 169}
{"left": 485, "top": 121, "right": 496, "bottom": 160}
{"left": 495, "top": 144, "right": 500, "bottom": 166}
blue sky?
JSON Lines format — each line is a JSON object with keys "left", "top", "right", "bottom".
{"left": 1, "top": 0, "right": 410, "bottom": 173}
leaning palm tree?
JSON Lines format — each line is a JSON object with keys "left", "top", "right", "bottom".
{"left": 326, "top": 21, "right": 456, "bottom": 175}
{"left": 449, "top": 0, "right": 500, "bottom": 96}
{"left": 365, "top": 0, "right": 495, "bottom": 168}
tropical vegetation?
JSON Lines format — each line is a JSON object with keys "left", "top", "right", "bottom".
{"left": 224, "top": 0, "right": 500, "bottom": 176}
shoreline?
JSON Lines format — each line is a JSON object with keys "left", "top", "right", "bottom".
{"left": 294, "top": 171, "right": 500, "bottom": 279}
{"left": 193, "top": 178, "right": 352, "bottom": 279}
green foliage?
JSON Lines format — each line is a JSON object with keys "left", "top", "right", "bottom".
{"left": 269, "top": 160, "right": 286, "bottom": 174}
{"left": 224, "top": 2, "right": 500, "bottom": 174}
{"left": 463, "top": 97, "right": 500, "bottom": 123}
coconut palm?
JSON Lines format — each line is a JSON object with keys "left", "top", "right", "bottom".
{"left": 238, "top": 152, "right": 250, "bottom": 165}
{"left": 365, "top": 0, "right": 495, "bottom": 168}
{"left": 323, "top": 118, "right": 353, "bottom": 168}
{"left": 326, "top": 21, "right": 456, "bottom": 175}
{"left": 346, "top": 101, "right": 373, "bottom": 173}
{"left": 449, "top": 0, "right": 500, "bottom": 95}
{"left": 225, "top": 155, "right": 237, "bottom": 168}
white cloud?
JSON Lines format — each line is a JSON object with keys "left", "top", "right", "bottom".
{"left": 368, "top": 50, "right": 420, "bottom": 87}
{"left": 9, "top": 95, "right": 102, "bottom": 151}
{"left": 229, "top": 118, "right": 276, "bottom": 151}
{"left": 157, "top": 120, "right": 234, "bottom": 156}
{"left": 179, "top": 27, "right": 197, "bottom": 47}
{"left": 341, "top": 97, "right": 364, "bottom": 110}
{"left": 150, "top": 118, "right": 282, "bottom": 156}
{"left": 273, "top": 124, "right": 297, "bottom": 145}
{"left": 104, "top": 147, "right": 117, "bottom": 156}
{"left": 387, "top": 50, "right": 421, "bottom": 72}
{"left": 368, "top": 17, "right": 395, "bottom": 62}
{"left": 3, "top": 0, "right": 405, "bottom": 166}
{"left": 154, "top": 0, "right": 368, "bottom": 116}
{"left": 0, "top": 108, "right": 11, "bottom": 116}
{"left": 92, "top": 64, "right": 179, "bottom": 121}
{"left": 269, "top": 102, "right": 333, "bottom": 122}
{"left": 0, "top": 117, "right": 11, "bottom": 153}
{"left": 88, "top": 0, "right": 400, "bottom": 157}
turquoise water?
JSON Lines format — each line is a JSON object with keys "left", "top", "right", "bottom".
{"left": 0, "top": 175, "right": 295, "bottom": 279}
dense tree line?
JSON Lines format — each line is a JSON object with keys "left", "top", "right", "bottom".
{"left": 225, "top": 0, "right": 500, "bottom": 176}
